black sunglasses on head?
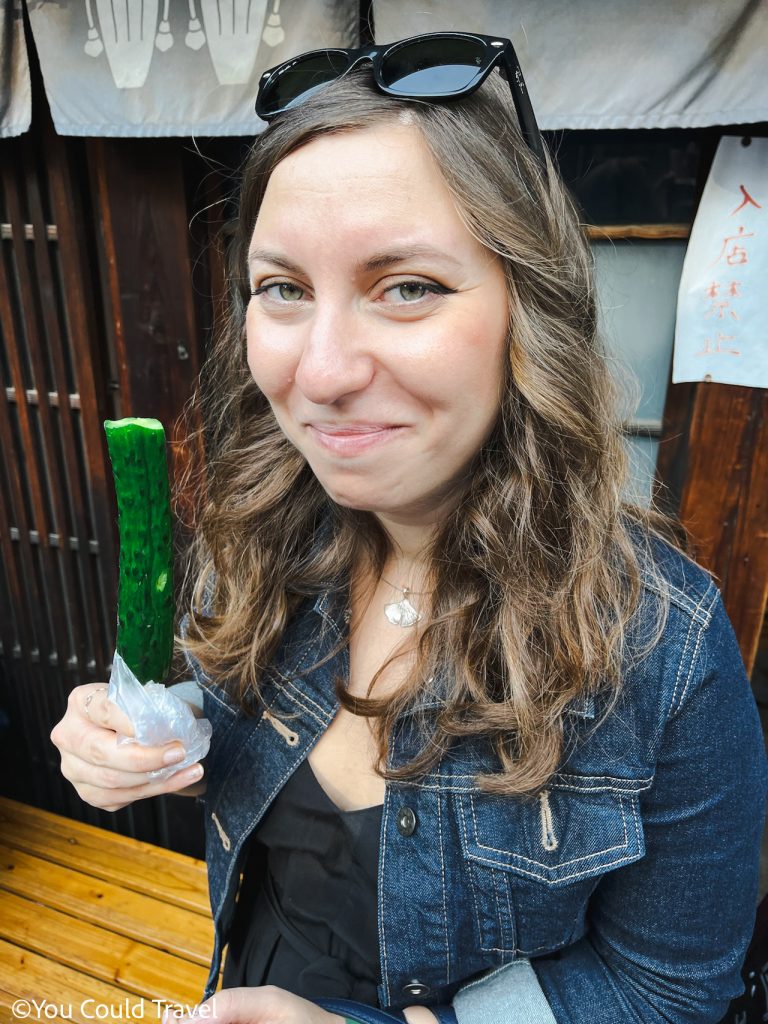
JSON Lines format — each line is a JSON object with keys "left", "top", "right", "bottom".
{"left": 255, "top": 31, "right": 546, "bottom": 169}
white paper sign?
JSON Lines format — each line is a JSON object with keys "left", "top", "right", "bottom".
{"left": 672, "top": 136, "right": 767, "bottom": 388}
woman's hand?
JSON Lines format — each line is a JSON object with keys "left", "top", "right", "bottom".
{"left": 163, "top": 988, "right": 344, "bottom": 1023}
{"left": 162, "top": 988, "right": 439, "bottom": 1024}
{"left": 50, "top": 683, "right": 206, "bottom": 811}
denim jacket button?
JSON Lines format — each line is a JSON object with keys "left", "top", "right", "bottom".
{"left": 401, "top": 980, "right": 431, "bottom": 998}
{"left": 396, "top": 806, "right": 417, "bottom": 836}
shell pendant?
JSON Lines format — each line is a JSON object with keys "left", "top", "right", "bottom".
{"left": 384, "top": 591, "right": 421, "bottom": 628}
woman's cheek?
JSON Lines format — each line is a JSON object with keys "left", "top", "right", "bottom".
{"left": 246, "top": 322, "right": 294, "bottom": 397}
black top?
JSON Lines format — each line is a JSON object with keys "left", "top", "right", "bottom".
{"left": 221, "top": 755, "right": 384, "bottom": 1003}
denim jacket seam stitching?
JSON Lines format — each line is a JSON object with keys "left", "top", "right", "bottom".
{"left": 553, "top": 780, "right": 652, "bottom": 794}
{"left": 673, "top": 619, "right": 708, "bottom": 717}
{"left": 276, "top": 685, "right": 332, "bottom": 728}
{"left": 629, "top": 786, "right": 643, "bottom": 852}
{"left": 457, "top": 797, "right": 490, "bottom": 952}
{"left": 290, "top": 637, "right": 319, "bottom": 675}
{"left": 403, "top": 777, "right": 652, "bottom": 805}
{"left": 202, "top": 683, "right": 238, "bottom": 716}
{"left": 669, "top": 582, "right": 718, "bottom": 718}
{"left": 469, "top": 791, "right": 630, "bottom": 870}
{"left": 501, "top": 865, "right": 515, "bottom": 952}
{"left": 467, "top": 846, "right": 640, "bottom": 884}
{"left": 552, "top": 772, "right": 654, "bottom": 792}
{"left": 428, "top": 770, "right": 651, "bottom": 786}
{"left": 492, "top": 868, "right": 507, "bottom": 951}
{"left": 192, "top": 663, "right": 237, "bottom": 716}
{"left": 640, "top": 568, "right": 715, "bottom": 624}
{"left": 280, "top": 674, "right": 333, "bottom": 723}
{"left": 519, "top": 940, "right": 557, "bottom": 955}
{"left": 436, "top": 790, "right": 452, "bottom": 983}
{"left": 414, "top": 780, "right": 647, "bottom": 795}
{"left": 379, "top": 793, "right": 391, "bottom": 1006}
{"left": 212, "top": 844, "right": 244, "bottom": 920}
{"left": 315, "top": 603, "right": 344, "bottom": 644}
{"left": 459, "top": 801, "right": 514, "bottom": 954}
{"left": 269, "top": 641, "right": 316, "bottom": 691}
{"left": 455, "top": 960, "right": 518, "bottom": 996}
{"left": 670, "top": 587, "right": 708, "bottom": 712}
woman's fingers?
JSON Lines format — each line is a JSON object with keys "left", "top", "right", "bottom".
{"left": 80, "top": 717, "right": 186, "bottom": 774}
{"left": 79, "top": 683, "right": 135, "bottom": 737}
{"left": 50, "top": 682, "right": 203, "bottom": 811}
{"left": 62, "top": 746, "right": 201, "bottom": 793}
{"left": 166, "top": 986, "right": 342, "bottom": 1024}
{"left": 60, "top": 748, "right": 204, "bottom": 812}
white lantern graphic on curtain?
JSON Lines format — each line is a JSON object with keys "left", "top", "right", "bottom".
{"left": 88, "top": 0, "right": 160, "bottom": 88}
{"left": 199, "top": 0, "right": 269, "bottom": 84}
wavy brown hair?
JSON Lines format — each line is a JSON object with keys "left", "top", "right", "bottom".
{"left": 174, "top": 66, "right": 687, "bottom": 797}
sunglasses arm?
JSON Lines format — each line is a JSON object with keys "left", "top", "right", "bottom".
{"left": 501, "top": 47, "right": 547, "bottom": 170}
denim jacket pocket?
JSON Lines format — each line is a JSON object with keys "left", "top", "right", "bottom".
{"left": 456, "top": 774, "right": 650, "bottom": 957}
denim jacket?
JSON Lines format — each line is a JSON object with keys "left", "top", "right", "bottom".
{"left": 179, "top": 536, "right": 768, "bottom": 1024}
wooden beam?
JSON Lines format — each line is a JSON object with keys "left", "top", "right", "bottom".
{"left": 666, "top": 382, "right": 768, "bottom": 676}
{"left": 586, "top": 223, "right": 690, "bottom": 240}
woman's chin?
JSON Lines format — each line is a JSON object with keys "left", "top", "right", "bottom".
{"left": 319, "top": 483, "right": 397, "bottom": 514}
{"left": 324, "top": 491, "right": 383, "bottom": 512}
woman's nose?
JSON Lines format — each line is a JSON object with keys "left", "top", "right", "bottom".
{"left": 293, "top": 304, "right": 374, "bottom": 405}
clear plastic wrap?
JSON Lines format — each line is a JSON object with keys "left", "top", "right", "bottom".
{"left": 107, "top": 650, "right": 212, "bottom": 781}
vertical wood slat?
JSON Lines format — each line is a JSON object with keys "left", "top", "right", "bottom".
{"left": 0, "top": 190, "right": 54, "bottom": 810}
{"left": 676, "top": 384, "right": 768, "bottom": 676}
{"left": 44, "top": 123, "right": 118, "bottom": 677}
{"left": 0, "top": 363, "right": 29, "bottom": 662}
{"left": 20, "top": 142, "right": 86, "bottom": 671}
{"left": 0, "top": 193, "right": 47, "bottom": 667}
{"left": 0, "top": 244, "right": 38, "bottom": 804}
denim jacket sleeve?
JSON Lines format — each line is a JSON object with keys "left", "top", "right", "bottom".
{"left": 454, "top": 588, "right": 767, "bottom": 1024}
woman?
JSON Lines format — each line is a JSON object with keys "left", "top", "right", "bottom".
{"left": 51, "top": 32, "right": 767, "bottom": 1024}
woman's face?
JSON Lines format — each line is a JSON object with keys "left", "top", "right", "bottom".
{"left": 245, "top": 121, "right": 509, "bottom": 528}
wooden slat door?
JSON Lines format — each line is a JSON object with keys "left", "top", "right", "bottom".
{"left": 0, "top": 123, "right": 118, "bottom": 819}
{"left": 0, "top": 111, "right": 209, "bottom": 856}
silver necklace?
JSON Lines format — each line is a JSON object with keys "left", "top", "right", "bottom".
{"left": 382, "top": 577, "right": 430, "bottom": 628}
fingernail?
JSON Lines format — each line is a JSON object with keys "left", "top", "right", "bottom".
{"left": 163, "top": 745, "right": 185, "bottom": 765}
{"left": 186, "top": 764, "right": 204, "bottom": 780}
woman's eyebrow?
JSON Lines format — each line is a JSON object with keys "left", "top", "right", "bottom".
{"left": 246, "top": 245, "right": 462, "bottom": 274}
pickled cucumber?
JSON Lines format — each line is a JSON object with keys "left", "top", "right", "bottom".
{"left": 104, "top": 418, "right": 174, "bottom": 683}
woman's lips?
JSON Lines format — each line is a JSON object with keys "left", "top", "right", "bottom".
{"left": 307, "top": 424, "right": 406, "bottom": 455}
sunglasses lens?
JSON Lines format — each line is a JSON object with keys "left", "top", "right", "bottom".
{"left": 260, "top": 51, "right": 351, "bottom": 115}
{"left": 380, "top": 36, "right": 486, "bottom": 94}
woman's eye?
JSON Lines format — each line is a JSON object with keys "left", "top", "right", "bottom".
{"left": 251, "top": 281, "right": 305, "bottom": 302}
{"left": 384, "top": 281, "right": 451, "bottom": 304}
{"left": 249, "top": 279, "right": 453, "bottom": 306}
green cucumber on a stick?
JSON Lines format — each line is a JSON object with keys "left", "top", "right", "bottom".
{"left": 104, "top": 418, "right": 174, "bottom": 685}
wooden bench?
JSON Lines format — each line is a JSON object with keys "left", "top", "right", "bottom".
{"left": 0, "top": 797, "right": 219, "bottom": 1024}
